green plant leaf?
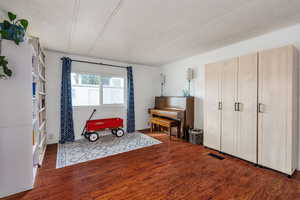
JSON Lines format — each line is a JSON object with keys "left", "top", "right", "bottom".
{"left": 19, "top": 19, "right": 28, "bottom": 31}
{"left": 0, "top": 56, "right": 12, "bottom": 77}
{"left": 3, "top": 20, "right": 11, "bottom": 29}
{"left": 0, "top": 30, "right": 9, "bottom": 39}
{"left": 2, "top": 60, "right": 8, "bottom": 66}
{"left": 8, "top": 12, "right": 16, "bottom": 22}
{"left": 7, "top": 70, "right": 12, "bottom": 77}
{"left": 4, "top": 67, "right": 12, "bottom": 77}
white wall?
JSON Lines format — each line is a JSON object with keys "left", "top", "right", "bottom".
{"left": 160, "top": 23, "right": 300, "bottom": 169}
{"left": 0, "top": 8, "right": 5, "bottom": 20}
{"left": 46, "top": 50, "right": 160, "bottom": 144}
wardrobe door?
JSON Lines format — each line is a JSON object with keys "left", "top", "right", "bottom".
{"left": 258, "top": 46, "right": 292, "bottom": 174}
{"left": 204, "top": 63, "right": 221, "bottom": 150}
{"left": 236, "top": 53, "right": 258, "bottom": 163}
{"left": 221, "top": 58, "right": 238, "bottom": 155}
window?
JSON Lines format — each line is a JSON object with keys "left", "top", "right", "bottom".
{"left": 71, "top": 72, "right": 124, "bottom": 106}
{"left": 102, "top": 77, "right": 124, "bottom": 104}
{"left": 71, "top": 73, "right": 101, "bottom": 106}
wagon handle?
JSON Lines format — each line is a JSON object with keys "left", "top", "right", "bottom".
{"left": 88, "top": 109, "right": 97, "bottom": 121}
{"left": 81, "top": 109, "right": 97, "bottom": 136}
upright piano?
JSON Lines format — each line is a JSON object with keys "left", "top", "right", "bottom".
{"left": 149, "top": 96, "right": 194, "bottom": 139}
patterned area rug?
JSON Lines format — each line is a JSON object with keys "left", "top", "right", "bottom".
{"left": 56, "top": 132, "right": 162, "bottom": 168}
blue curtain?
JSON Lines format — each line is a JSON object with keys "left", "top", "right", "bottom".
{"left": 127, "top": 66, "right": 135, "bottom": 133}
{"left": 59, "top": 57, "right": 75, "bottom": 143}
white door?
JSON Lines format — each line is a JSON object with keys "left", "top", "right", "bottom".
{"left": 221, "top": 58, "right": 238, "bottom": 155}
{"left": 204, "top": 62, "right": 221, "bottom": 150}
{"left": 236, "top": 53, "right": 258, "bottom": 163}
{"left": 258, "top": 46, "right": 291, "bottom": 173}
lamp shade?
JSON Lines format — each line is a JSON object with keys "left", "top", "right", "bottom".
{"left": 186, "top": 68, "right": 193, "bottom": 81}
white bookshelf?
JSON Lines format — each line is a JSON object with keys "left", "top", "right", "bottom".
{"left": 30, "top": 36, "right": 47, "bottom": 169}
{"left": 0, "top": 38, "right": 47, "bottom": 198}
{"left": 0, "top": 39, "right": 34, "bottom": 197}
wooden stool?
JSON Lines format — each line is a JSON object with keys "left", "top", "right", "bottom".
{"left": 150, "top": 117, "right": 179, "bottom": 139}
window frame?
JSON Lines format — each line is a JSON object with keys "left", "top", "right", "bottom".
{"left": 71, "top": 71, "right": 126, "bottom": 108}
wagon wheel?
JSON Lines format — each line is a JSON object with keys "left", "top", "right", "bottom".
{"left": 111, "top": 129, "right": 117, "bottom": 135}
{"left": 88, "top": 132, "right": 99, "bottom": 142}
{"left": 84, "top": 131, "right": 89, "bottom": 139}
{"left": 115, "top": 128, "right": 125, "bottom": 137}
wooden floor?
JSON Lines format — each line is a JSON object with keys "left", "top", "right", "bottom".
{"left": 3, "top": 131, "right": 300, "bottom": 200}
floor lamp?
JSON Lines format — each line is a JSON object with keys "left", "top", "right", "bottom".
{"left": 186, "top": 68, "right": 194, "bottom": 96}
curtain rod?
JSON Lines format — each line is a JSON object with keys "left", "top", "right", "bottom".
{"left": 61, "top": 58, "right": 128, "bottom": 69}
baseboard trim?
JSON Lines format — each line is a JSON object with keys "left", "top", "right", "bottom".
{"left": 137, "top": 128, "right": 150, "bottom": 132}
{"left": 0, "top": 185, "right": 33, "bottom": 198}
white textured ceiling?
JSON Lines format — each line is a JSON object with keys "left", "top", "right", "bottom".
{"left": 1, "top": 0, "right": 300, "bottom": 66}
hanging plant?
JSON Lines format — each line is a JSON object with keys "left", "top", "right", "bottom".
{"left": 0, "top": 12, "right": 28, "bottom": 79}
{"left": 0, "top": 12, "right": 29, "bottom": 45}
{"left": 0, "top": 56, "right": 12, "bottom": 78}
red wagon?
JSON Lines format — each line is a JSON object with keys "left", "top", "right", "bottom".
{"left": 81, "top": 109, "right": 125, "bottom": 142}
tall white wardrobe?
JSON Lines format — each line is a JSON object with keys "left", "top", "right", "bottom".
{"left": 204, "top": 45, "right": 298, "bottom": 176}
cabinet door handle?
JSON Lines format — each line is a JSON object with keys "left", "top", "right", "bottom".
{"left": 234, "top": 102, "right": 238, "bottom": 111}
{"left": 218, "top": 102, "right": 222, "bottom": 110}
{"left": 237, "top": 102, "right": 241, "bottom": 111}
{"left": 258, "top": 103, "right": 263, "bottom": 113}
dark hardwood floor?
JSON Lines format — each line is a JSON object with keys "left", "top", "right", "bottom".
{"left": 3, "top": 131, "right": 300, "bottom": 200}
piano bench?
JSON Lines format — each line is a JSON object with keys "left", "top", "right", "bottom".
{"left": 150, "top": 117, "right": 180, "bottom": 139}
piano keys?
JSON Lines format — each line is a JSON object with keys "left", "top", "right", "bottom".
{"left": 149, "top": 96, "right": 194, "bottom": 139}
